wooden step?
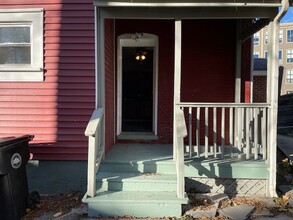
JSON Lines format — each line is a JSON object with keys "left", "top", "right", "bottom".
{"left": 99, "top": 160, "right": 176, "bottom": 174}
{"left": 96, "top": 172, "right": 177, "bottom": 192}
{"left": 83, "top": 191, "right": 188, "bottom": 217}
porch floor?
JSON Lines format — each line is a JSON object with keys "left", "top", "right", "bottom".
{"left": 103, "top": 144, "right": 268, "bottom": 179}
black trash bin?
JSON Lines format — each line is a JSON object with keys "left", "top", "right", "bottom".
{"left": 0, "top": 135, "right": 34, "bottom": 220}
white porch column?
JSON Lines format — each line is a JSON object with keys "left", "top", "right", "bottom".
{"left": 173, "top": 20, "right": 182, "bottom": 158}
{"left": 173, "top": 20, "right": 185, "bottom": 199}
{"left": 95, "top": 7, "right": 105, "bottom": 156}
{"left": 234, "top": 21, "right": 242, "bottom": 148}
{"left": 96, "top": 7, "right": 105, "bottom": 108}
{"left": 267, "top": 20, "right": 279, "bottom": 198}
{"left": 266, "top": 0, "right": 289, "bottom": 197}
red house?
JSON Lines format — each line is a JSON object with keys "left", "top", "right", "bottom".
{"left": 0, "top": 0, "right": 289, "bottom": 217}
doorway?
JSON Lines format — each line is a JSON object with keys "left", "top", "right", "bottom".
{"left": 117, "top": 33, "right": 158, "bottom": 135}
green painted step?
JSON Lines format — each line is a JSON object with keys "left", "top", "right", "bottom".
{"left": 96, "top": 172, "right": 177, "bottom": 192}
{"left": 99, "top": 160, "right": 176, "bottom": 174}
{"left": 83, "top": 191, "right": 188, "bottom": 217}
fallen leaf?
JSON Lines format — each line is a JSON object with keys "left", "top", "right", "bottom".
{"left": 53, "top": 211, "right": 62, "bottom": 217}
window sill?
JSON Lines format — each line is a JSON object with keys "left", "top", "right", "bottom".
{"left": 0, "top": 69, "right": 44, "bottom": 81}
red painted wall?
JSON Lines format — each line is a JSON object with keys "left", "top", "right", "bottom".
{"left": 105, "top": 19, "right": 115, "bottom": 152}
{"left": 115, "top": 19, "right": 237, "bottom": 144}
{"left": 0, "top": 0, "right": 95, "bottom": 160}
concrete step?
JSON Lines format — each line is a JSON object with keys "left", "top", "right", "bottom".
{"left": 96, "top": 172, "right": 177, "bottom": 192}
{"left": 83, "top": 191, "right": 188, "bottom": 217}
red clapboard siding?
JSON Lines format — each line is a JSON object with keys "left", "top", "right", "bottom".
{"left": 0, "top": 0, "right": 95, "bottom": 160}
{"left": 104, "top": 19, "right": 115, "bottom": 153}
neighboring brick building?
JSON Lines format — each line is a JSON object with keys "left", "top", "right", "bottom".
{"left": 253, "top": 22, "right": 293, "bottom": 95}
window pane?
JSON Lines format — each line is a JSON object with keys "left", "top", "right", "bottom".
{"left": 0, "top": 46, "right": 31, "bottom": 64}
{"left": 0, "top": 27, "right": 30, "bottom": 43}
{"left": 287, "top": 70, "right": 293, "bottom": 83}
{"left": 254, "top": 32, "right": 260, "bottom": 45}
{"left": 287, "top": 50, "right": 293, "bottom": 63}
{"left": 279, "top": 29, "right": 283, "bottom": 43}
{"left": 287, "top": 30, "right": 293, "bottom": 42}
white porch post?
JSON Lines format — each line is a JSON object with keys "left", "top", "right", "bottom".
{"left": 173, "top": 19, "right": 185, "bottom": 199}
{"left": 234, "top": 21, "right": 242, "bottom": 149}
{"left": 266, "top": 0, "right": 289, "bottom": 197}
{"left": 173, "top": 19, "right": 182, "bottom": 159}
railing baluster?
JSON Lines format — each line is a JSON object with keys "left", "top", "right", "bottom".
{"left": 246, "top": 108, "right": 250, "bottom": 159}
{"left": 196, "top": 107, "right": 200, "bottom": 157}
{"left": 262, "top": 108, "right": 267, "bottom": 160}
{"left": 213, "top": 107, "right": 217, "bottom": 158}
{"left": 229, "top": 107, "right": 233, "bottom": 158}
{"left": 189, "top": 107, "right": 192, "bottom": 158}
{"left": 254, "top": 108, "right": 259, "bottom": 160}
{"left": 205, "top": 107, "right": 208, "bottom": 158}
{"left": 221, "top": 107, "right": 225, "bottom": 159}
{"left": 238, "top": 107, "right": 242, "bottom": 152}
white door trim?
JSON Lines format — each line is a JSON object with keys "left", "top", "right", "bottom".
{"left": 117, "top": 33, "right": 158, "bottom": 135}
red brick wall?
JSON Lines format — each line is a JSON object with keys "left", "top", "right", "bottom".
{"left": 253, "top": 76, "right": 267, "bottom": 103}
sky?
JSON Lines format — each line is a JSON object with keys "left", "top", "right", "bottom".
{"left": 281, "top": 7, "right": 293, "bottom": 23}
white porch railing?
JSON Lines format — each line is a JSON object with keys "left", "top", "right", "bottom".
{"left": 85, "top": 108, "right": 104, "bottom": 197}
{"left": 176, "top": 103, "right": 270, "bottom": 160}
{"left": 174, "top": 102, "right": 270, "bottom": 198}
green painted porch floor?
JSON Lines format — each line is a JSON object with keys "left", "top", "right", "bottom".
{"left": 102, "top": 144, "right": 268, "bottom": 179}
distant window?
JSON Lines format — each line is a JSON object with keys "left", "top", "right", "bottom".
{"left": 264, "top": 51, "right": 268, "bottom": 59}
{"left": 279, "top": 29, "right": 283, "bottom": 43}
{"left": 254, "top": 32, "right": 260, "bottom": 45}
{"left": 0, "top": 9, "right": 43, "bottom": 81}
{"left": 287, "top": 49, "right": 293, "bottom": 63}
{"left": 286, "top": 90, "right": 293, "bottom": 94}
{"left": 253, "top": 52, "right": 259, "bottom": 58}
{"left": 287, "top": 29, "right": 293, "bottom": 42}
{"left": 265, "top": 30, "right": 268, "bottom": 44}
{"left": 287, "top": 70, "right": 293, "bottom": 83}
{"left": 279, "top": 50, "right": 283, "bottom": 63}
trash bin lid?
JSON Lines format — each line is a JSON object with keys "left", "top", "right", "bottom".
{"left": 0, "top": 135, "right": 34, "bottom": 148}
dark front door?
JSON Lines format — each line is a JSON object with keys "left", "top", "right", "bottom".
{"left": 122, "top": 47, "right": 154, "bottom": 132}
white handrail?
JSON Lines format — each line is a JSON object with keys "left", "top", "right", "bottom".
{"left": 85, "top": 108, "right": 104, "bottom": 197}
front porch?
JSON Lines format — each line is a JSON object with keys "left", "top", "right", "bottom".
{"left": 83, "top": 0, "right": 290, "bottom": 217}
{"left": 83, "top": 143, "right": 267, "bottom": 217}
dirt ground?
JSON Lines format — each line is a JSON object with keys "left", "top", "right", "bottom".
{"left": 23, "top": 191, "right": 83, "bottom": 220}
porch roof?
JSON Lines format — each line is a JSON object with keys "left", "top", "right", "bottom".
{"left": 95, "top": 0, "right": 283, "bottom": 7}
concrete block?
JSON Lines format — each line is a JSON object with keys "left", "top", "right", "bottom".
{"left": 219, "top": 204, "right": 255, "bottom": 220}
{"left": 186, "top": 207, "right": 217, "bottom": 219}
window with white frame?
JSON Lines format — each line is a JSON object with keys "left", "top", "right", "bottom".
{"left": 287, "top": 29, "right": 293, "bottom": 42}
{"left": 279, "top": 29, "right": 283, "bottom": 43}
{"left": 286, "top": 90, "right": 293, "bottom": 94}
{"left": 264, "top": 51, "right": 268, "bottom": 59}
{"left": 279, "top": 50, "right": 283, "bottom": 63}
{"left": 287, "top": 49, "right": 293, "bottom": 63}
{"left": 0, "top": 9, "right": 43, "bottom": 81}
{"left": 253, "top": 32, "right": 260, "bottom": 45}
{"left": 253, "top": 52, "right": 259, "bottom": 58}
{"left": 287, "top": 70, "right": 293, "bottom": 83}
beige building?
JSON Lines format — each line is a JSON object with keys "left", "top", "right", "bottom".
{"left": 253, "top": 22, "right": 293, "bottom": 95}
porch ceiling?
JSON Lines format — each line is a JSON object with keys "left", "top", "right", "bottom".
{"left": 95, "top": 0, "right": 281, "bottom": 20}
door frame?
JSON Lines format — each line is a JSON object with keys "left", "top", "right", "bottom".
{"left": 117, "top": 33, "right": 158, "bottom": 135}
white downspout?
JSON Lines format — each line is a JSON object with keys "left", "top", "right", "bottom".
{"left": 267, "top": 0, "right": 289, "bottom": 197}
